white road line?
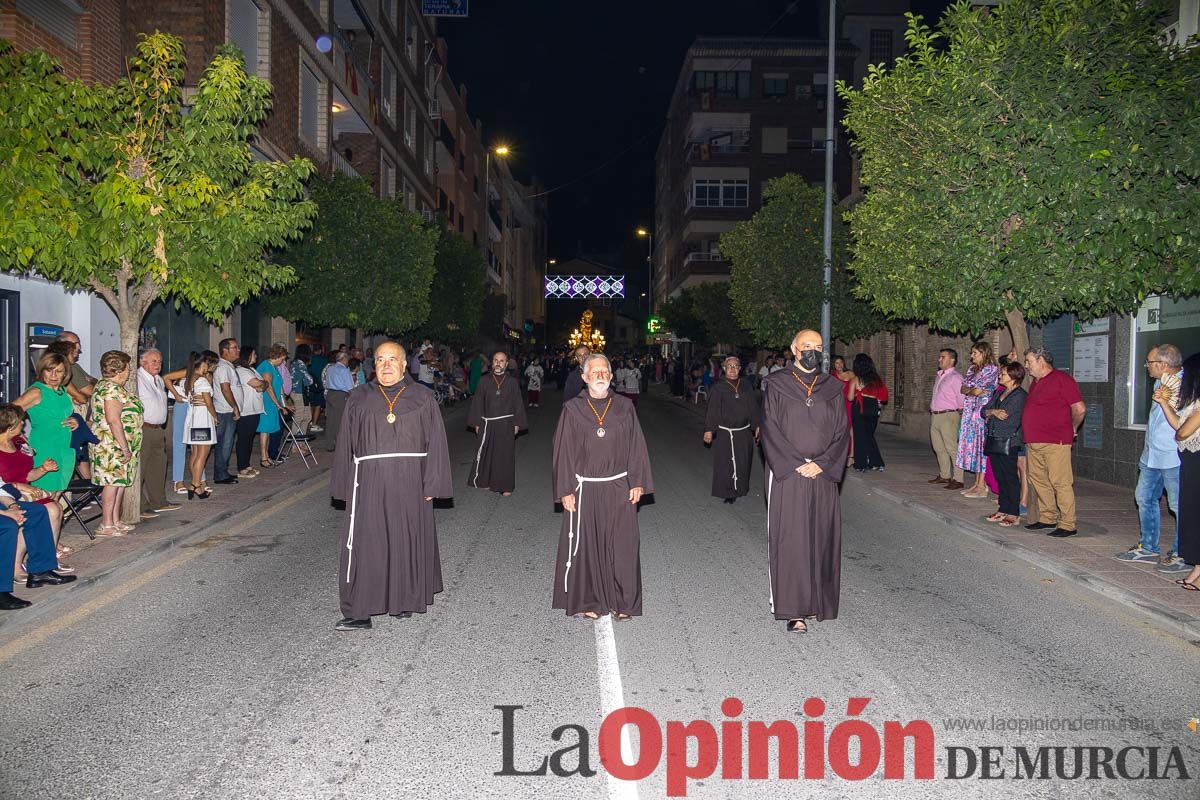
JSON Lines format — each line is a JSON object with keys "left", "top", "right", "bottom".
{"left": 593, "top": 615, "right": 640, "bottom": 800}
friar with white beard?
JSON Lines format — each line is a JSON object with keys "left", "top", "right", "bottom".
{"left": 551, "top": 354, "right": 653, "bottom": 620}
{"left": 331, "top": 341, "right": 453, "bottom": 631}
{"left": 759, "top": 329, "right": 849, "bottom": 634}
{"left": 467, "top": 351, "right": 528, "bottom": 495}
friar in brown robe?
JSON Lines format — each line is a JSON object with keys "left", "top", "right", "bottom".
{"left": 562, "top": 344, "right": 590, "bottom": 402}
{"left": 759, "top": 329, "right": 850, "bottom": 634}
{"left": 467, "top": 351, "right": 528, "bottom": 495}
{"left": 552, "top": 354, "right": 653, "bottom": 619}
{"left": 331, "top": 341, "right": 453, "bottom": 631}
{"left": 703, "top": 355, "right": 761, "bottom": 502}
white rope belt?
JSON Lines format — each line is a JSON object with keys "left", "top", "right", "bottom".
{"left": 472, "top": 414, "right": 515, "bottom": 487}
{"left": 346, "top": 452, "right": 428, "bottom": 581}
{"left": 718, "top": 423, "right": 751, "bottom": 491}
{"left": 564, "top": 471, "right": 629, "bottom": 593}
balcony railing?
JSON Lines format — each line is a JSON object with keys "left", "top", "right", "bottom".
{"left": 682, "top": 132, "right": 751, "bottom": 164}
{"left": 683, "top": 251, "right": 726, "bottom": 266}
{"left": 429, "top": 96, "right": 442, "bottom": 120}
{"left": 331, "top": 149, "right": 359, "bottom": 178}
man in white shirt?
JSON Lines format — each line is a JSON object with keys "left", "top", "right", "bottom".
{"left": 137, "top": 350, "right": 180, "bottom": 515}
{"left": 623, "top": 360, "right": 642, "bottom": 406}
{"left": 524, "top": 357, "right": 544, "bottom": 407}
{"left": 613, "top": 359, "right": 629, "bottom": 397}
{"left": 212, "top": 338, "right": 244, "bottom": 485}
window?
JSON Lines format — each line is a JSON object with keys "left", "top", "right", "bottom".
{"left": 424, "top": 130, "right": 434, "bottom": 175}
{"left": 691, "top": 179, "right": 748, "bottom": 208}
{"left": 1131, "top": 296, "right": 1200, "bottom": 425}
{"left": 694, "top": 70, "right": 750, "bottom": 99}
{"left": 383, "top": 0, "right": 397, "bottom": 29}
{"left": 869, "top": 29, "right": 894, "bottom": 66}
{"left": 298, "top": 59, "right": 325, "bottom": 150}
{"left": 763, "top": 74, "right": 788, "bottom": 98}
{"left": 403, "top": 178, "right": 416, "bottom": 211}
{"left": 382, "top": 57, "right": 396, "bottom": 124}
{"left": 458, "top": 212, "right": 465, "bottom": 233}
{"left": 405, "top": 8, "right": 418, "bottom": 66}
{"left": 426, "top": 64, "right": 438, "bottom": 95}
{"left": 448, "top": 199, "right": 456, "bottom": 220}
{"left": 15, "top": 0, "right": 79, "bottom": 48}
{"left": 381, "top": 157, "right": 396, "bottom": 198}
{"left": 404, "top": 91, "right": 416, "bottom": 149}
{"left": 228, "top": 0, "right": 269, "bottom": 79}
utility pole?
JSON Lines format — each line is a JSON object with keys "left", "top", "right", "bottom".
{"left": 821, "top": 0, "right": 836, "bottom": 368}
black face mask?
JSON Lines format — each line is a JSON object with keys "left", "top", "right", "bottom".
{"left": 797, "top": 350, "right": 822, "bottom": 371}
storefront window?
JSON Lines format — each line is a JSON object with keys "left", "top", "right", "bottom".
{"left": 1130, "top": 295, "right": 1200, "bottom": 425}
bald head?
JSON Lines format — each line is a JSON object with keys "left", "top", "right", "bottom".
{"left": 492, "top": 351, "right": 509, "bottom": 375}
{"left": 791, "top": 329, "right": 822, "bottom": 351}
{"left": 374, "top": 341, "right": 406, "bottom": 386}
{"left": 790, "top": 329, "right": 824, "bottom": 373}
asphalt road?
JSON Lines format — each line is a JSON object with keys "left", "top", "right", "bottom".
{"left": 0, "top": 387, "right": 1196, "bottom": 800}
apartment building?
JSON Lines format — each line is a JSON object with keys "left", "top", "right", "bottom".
{"left": 652, "top": 36, "right": 857, "bottom": 305}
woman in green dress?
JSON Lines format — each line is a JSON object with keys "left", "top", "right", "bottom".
{"left": 89, "top": 351, "right": 143, "bottom": 536}
{"left": 14, "top": 351, "right": 78, "bottom": 493}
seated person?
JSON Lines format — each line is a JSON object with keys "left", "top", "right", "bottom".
{"left": 0, "top": 404, "right": 68, "bottom": 576}
{"left": 0, "top": 481, "right": 75, "bottom": 610}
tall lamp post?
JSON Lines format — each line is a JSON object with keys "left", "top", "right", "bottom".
{"left": 482, "top": 144, "right": 510, "bottom": 257}
{"left": 635, "top": 227, "right": 653, "bottom": 316}
{"left": 820, "top": 0, "right": 835, "bottom": 369}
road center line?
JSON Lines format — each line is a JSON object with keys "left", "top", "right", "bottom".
{"left": 0, "top": 479, "right": 328, "bottom": 665}
{"left": 593, "top": 615, "right": 640, "bottom": 800}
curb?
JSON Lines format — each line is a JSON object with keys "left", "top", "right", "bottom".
{"left": 667, "top": 392, "right": 1200, "bottom": 643}
{"left": 847, "top": 475, "right": 1200, "bottom": 644}
{"left": 0, "top": 465, "right": 333, "bottom": 634}
{"left": 0, "top": 398, "right": 472, "bottom": 634}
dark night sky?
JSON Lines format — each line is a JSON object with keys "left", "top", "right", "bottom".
{"left": 440, "top": 1, "right": 951, "bottom": 259}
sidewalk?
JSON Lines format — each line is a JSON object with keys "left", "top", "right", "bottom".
{"left": 4, "top": 399, "right": 470, "bottom": 631}
{"left": 659, "top": 386, "right": 1200, "bottom": 641}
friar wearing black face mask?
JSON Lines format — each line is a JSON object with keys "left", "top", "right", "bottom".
{"left": 758, "top": 329, "right": 849, "bottom": 635}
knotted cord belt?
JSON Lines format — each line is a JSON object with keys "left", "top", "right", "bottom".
{"left": 563, "top": 471, "right": 629, "bottom": 593}
{"left": 718, "top": 423, "right": 751, "bottom": 491}
{"left": 472, "top": 414, "right": 515, "bottom": 487}
{"left": 345, "top": 452, "right": 427, "bottom": 581}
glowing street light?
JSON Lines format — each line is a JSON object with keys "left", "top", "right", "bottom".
{"left": 635, "top": 227, "right": 654, "bottom": 315}
{"left": 483, "top": 143, "right": 513, "bottom": 254}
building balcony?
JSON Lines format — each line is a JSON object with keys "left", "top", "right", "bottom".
{"left": 683, "top": 251, "right": 728, "bottom": 269}
{"left": 330, "top": 149, "right": 359, "bottom": 178}
{"left": 682, "top": 140, "right": 751, "bottom": 165}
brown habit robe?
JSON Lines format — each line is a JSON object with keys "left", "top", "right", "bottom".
{"left": 467, "top": 372, "right": 528, "bottom": 493}
{"left": 551, "top": 391, "right": 653, "bottom": 616}
{"left": 703, "top": 378, "right": 761, "bottom": 499}
{"left": 759, "top": 366, "right": 850, "bottom": 621}
{"left": 563, "top": 367, "right": 585, "bottom": 402}
{"left": 331, "top": 378, "right": 453, "bottom": 619}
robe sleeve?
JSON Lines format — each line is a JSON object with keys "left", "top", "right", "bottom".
{"left": 551, "top": 407, "right": 577, "bottom": 500}
{"left": 749, "top": 389, "right": 762, "bottom": 428}
{"left": 703, "top": 386, "right": 720, "bottom": 433}
{"left": 422, "top": 395, "right": 454, "bottom": 498}
{"left": 512, "top": 384, "right": 529, "bottom": 430}
{"left": 760, "top": 382, "right": 807, "bottom": 481}
{"left": 810, "top": 393, "right": 850, "bottom": 483}
{"left": 627, "top": 410, "right": 654, "bottom": 492}
{"left": 467, "top": 386, "right": 484, "bottom": 428}
{"left": 330, "top": 392, "right": 358, "bottom": 501}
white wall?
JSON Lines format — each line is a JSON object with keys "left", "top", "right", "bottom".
{"left": 0, "top": 273, "right": 119, "bottom": 386}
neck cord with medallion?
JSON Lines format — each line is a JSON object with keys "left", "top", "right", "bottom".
{"left": 378, "top": 380, "right": 408, "bottom": 423}
{"left": 587, "top": 395, "right": 613, "bottom": 438}
{"left": 726, "top": 378, "right": 741, "bottom": 399}
{"left": 789, "top": 369, "right": 820, "bottom": 407}
{"left": 492, "top": 373, "right": 506, "bottom": 395}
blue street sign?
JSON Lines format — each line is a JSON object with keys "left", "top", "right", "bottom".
{"left": 422, "top": 0, "right": 468, "bottom": 17}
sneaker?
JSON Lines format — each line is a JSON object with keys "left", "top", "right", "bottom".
{"left": 1156, "top": 554, "right": 1190, "bottom": 573}
{"left": 152, "top": 504, "right": 182, "bottom": 513}
{"left": 1114, "top": 546, "right": 1159, "bottom": 563}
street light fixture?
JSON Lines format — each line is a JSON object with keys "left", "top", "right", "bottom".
{"left": 635, "top": 227, "right": 653, "bottom": 315}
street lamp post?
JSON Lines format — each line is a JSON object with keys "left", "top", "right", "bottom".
{"left": 482, "top": 144, "right": 510, "bottom": 257}
{"left": 636, "top": 227, "right": 653, "bottom": 316}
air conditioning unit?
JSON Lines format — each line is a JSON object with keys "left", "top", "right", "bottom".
{"left": 428, "top": 97, "right": 441, "bottom": 120}
{"left": 699, "top": 144, "right": 711, "bottom": 160}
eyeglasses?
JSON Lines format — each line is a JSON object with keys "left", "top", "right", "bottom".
{"left": 1144, "top": 360, "right": 1166, "bottom": 366}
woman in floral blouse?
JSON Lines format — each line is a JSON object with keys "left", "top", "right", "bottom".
{"left": 956, "top": 341, "right": 1000, "bottom": 499}
{"left": 89, "top": 351, "right": 143, "bottom": 536}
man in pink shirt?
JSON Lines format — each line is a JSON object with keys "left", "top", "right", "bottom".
{"left": 930, "top": 348, "right": 965, "bottom": 489}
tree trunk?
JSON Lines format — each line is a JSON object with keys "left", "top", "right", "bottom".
{"left": 118, "top": 310, "right": 145, "bottom": 525}
{"left": 1005, "top": 307, "right": 1030, "bottom": 361}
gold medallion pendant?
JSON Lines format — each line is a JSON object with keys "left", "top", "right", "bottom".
{"left": 596, "top": 427, "right": 606, "bottom": 438}
{"left": 386, "top": 413, "right": 397, "bottom": 424}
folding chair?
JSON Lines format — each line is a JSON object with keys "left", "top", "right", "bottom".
{"left": 692, "top": 383, "right": 708, "bottom": 404}
{"left": 61, "top": 469, "right": 103, "bottom": 540}
{"left": 277, "top": 409, "right": 318, "bottom": 468}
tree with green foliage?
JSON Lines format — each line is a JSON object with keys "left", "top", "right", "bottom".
{"left": 658, "top": 282, "right": 752, "bottom": 349}
{"left": 266, "top": 173, "right": 438, "bottom": 335}
{"left": 0, "top": 34, "right": 316, "bottom": 359}
{"left": 722, "top": 175, "right": 885, "bottom": 348}
{"left": 837, "top": 0, "right": 1200, "bottom": 353}
{"left": 418, "top": 222, "right": 487, "bottom": 346}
